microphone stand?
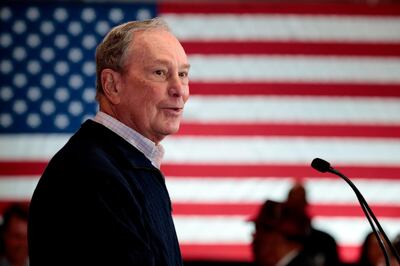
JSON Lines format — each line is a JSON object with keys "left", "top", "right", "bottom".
{"left": 329, "top": 167, "right": 396, "bottom": 266}
{"left": 312, "top": 159, "right": 400, "bottom": 266}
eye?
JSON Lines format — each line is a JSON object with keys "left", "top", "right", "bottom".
{"left": 154, "top": 69, "right": 166, "bottom": 76}
{"left": 179, "top": 71, "right": 188, "bottom": 78}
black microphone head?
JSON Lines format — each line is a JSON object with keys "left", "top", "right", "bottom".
{"left": 311, "top": 158, "right": 331, "bottom": 173}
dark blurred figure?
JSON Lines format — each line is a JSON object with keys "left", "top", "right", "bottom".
{"left": 393, "top": 233, "right": 400, "bottom": 266}
{"left": 0, "top": 204, "right": 29, "bottom": 266}
{"left": 285, "top": 182, "right": 340, "bottom": 266}
{"left": 394, "top": 233, "right": 400, "bottom": 257}
{"left": 251, "top": 200, "right": 318, "bottom": 266}
{"left": 357, "top": 231, "right": 400, "bottom": 266}
{"left": 358, "top": 232, "right": 385, "bottom": 266}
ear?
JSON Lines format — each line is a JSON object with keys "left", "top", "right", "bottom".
{"left": 100, "top": 69, "right": 122, "bottom": 105}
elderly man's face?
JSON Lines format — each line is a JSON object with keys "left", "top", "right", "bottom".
{"left": 116, "top": 29, "right": 190, "bottom": 143}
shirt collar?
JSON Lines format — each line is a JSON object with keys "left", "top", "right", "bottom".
{"left": 92, "top": 111, "right": 164, "bottom": 169}
{"left": 276, "top": 249, "right": 300, "bottom": 266}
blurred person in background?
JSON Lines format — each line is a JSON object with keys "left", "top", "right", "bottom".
{"left": 0, "top": 204, "right": 29, "bottom": 266}
{"left": 358, "top": 232, "right": 385, "bottom": 266}
{"left": 284, "top": 182, "right": 340, "bottom": 266}
{"left": 394, "top": 233, "right": 400, "bottom": 256}
{"left": 393, "top": 233, "right": 400, "bottom": 266}
{"left": 251, "top": 200, "right": 318, "bottom": 266}
{"left": 28, "top": 17, "right": 189, "bottom": 266}
{"left": 357, "top": 231, "right": 400, "bottom": 266}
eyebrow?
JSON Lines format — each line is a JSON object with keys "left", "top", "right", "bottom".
{"left": 181, "top": 63, "right": 191, "bottom": 70}
{"left": 152, "top": 59, "right": 191, "bottom": 70}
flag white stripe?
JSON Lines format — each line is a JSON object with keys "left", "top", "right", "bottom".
{"left": 162, "top": 137, "right": 400, "bottom": 165}
{"left": 0, "top": 134, "right": 70, "bottom": 160}
{"left": 2, "top": 135, "right": 400, "bottom": 165}
{"left": 163, "top": 14, "right": 400, "bottom": 42}
{"left": 0, "top": 177, "right": 38, "bottom": 200}
{"left": 1, "top": 177, "right": 399, "bottom": 205}
{"left": 175, "top": 215, "right": 253, "bottom": 243}
{"left": 168, "top": 177, "right": 294, "bottom": 203}
{"left": 312, "top": 217, "right": 400, "bottom": 245}
{"left": 184, "top": 96, "right": 400, "bottom": 124}
{"left": 174, "top": 215, "right": 400, "bottom": 245}
{"left": 188, "top": 55, "right": 400, "bottom": 83}
{"left": 167, "top": 178, "right": 400, "bottom": 204}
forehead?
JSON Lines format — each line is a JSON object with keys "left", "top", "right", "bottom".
{"left": 5, "top": 216, "right": 27, "bottom": 231}
{"left": 129, "top": 29, "right": 187, "bottom": 63}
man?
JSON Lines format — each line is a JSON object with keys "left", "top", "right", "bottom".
{"left": 251, "top": 200, "right": 317, "bottom": 266}
{"left": 0, "top": 204, "right": 29, "bottom": 266}
{"left": 284, "top": 183, "right": 339, "bottom": 266}
{"left": 28, "top": 17, "right": 190, "bottom": 266}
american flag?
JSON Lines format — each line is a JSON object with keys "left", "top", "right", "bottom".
{"left": 1, "top": 2, "right": 400, "bottom": 264}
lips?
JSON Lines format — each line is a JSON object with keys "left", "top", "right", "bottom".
{"left": 162, "top": 106, "right": 183, "bottom": 115}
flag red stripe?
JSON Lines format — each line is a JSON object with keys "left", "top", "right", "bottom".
{"left": 178, "top": 123, "right": 400, "bottom": 138}
{"left": 180, "top": 243, "right": 359, "bottom": 264}
{"left": 0, "top": 201, "right": 30, "bottom": 215}
{"left": 1, "top": 162, "right": 399, "bottom": 180}
{"left": 183, "top": 41, "right": 400, "bottom": 57}
{"left": 172, "top": 203, "right": 400, "bottom": 218}
{"left": 0, "top": 161, "right": 47, "bottom": 176}
{"left": 180, "top": 243, "right": 252, "bottom": 262}
{"left": 160, "top": 2, "right": 400, "bottom": 16}
{"left": 339, "top": 246, "right": 362, "bottom": 264}
{"left": 189, "top": 82, "right": 400, "bottom": 97}
{"left": 161, "top": 164, "right": 400, "bottom": 180}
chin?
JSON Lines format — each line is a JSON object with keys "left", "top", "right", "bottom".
{"left": 156, "top": 118, "right": 182, "bottom": 137}
{"left": 170, "top": 118, "right": 182, "bottom": 129}
{"left": 164, "top": 124, "right": 180, "bottom": 135}
{"left": 168, "top": 127, "right": 180, "bottom": 135}
{"left": 155, "top": 129, "right": 177, "bottom": 139}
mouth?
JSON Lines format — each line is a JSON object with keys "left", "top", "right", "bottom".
{"left": 162, "top": 107, "right": 183, "bottom": 115}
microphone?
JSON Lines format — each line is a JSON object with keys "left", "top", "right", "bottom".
{"left": 311, "top": 158, "right": 400, "bottom": 266}
{"left": 310, "top": 157, "right": 331, "bottom": 173}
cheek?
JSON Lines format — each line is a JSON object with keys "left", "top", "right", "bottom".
{"left": 183, "top": 86, "right": 190, "bottom": 101}
{"left": 122, "top": 81, "right": 154, "bottom": 107}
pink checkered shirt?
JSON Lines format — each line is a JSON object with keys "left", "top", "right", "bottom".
{"left": 92, "top": 111, "right": 165, "bottom": 169}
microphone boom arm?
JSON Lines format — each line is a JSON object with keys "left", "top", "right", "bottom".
{"left": 311, "top": 158, "right": 400, "bottom": 265}
{"left": 330, "top": 167, "right": 394, "bottom": 266}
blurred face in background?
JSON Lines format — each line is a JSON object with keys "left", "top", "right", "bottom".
{"left": 286, "top": 183, "right": 308, "bottom": 213}
{"left": 252, "top": 228, "right": 284, "bottom": 266}
{"left": 364, "top": 234, "right": 400, "bottom": 266}
{"left": 367, "top": 235, "right": 382, "bottom": 265}
{"left": 3, "top": 216, "right": 29, "bottom": 265}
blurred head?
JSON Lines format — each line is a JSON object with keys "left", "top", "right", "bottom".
{"left": 251, "top": 200, "right": 309, "bottom": 266}
{"left": 252, "top": 200, "right": 283, "bottom": 266}
{"left": 286, "top": 182, "right": 308, "bottom": 212}
{"left": 359, "top": 232, "right": 384, "bottom": 266}
{"left": 394, "top": 233, "right": 400, "bottom": 257}
{"left": 392, "top": 234, "right": 400, "bottom": 266}
{"left": 95, "top": 17, "right": 190, "bottom": 143}
{"left": 253, "top": 227, "right": 284, "bottom": 266}
{"left": 1, "top": 204, "right": 29, "bottom": 266}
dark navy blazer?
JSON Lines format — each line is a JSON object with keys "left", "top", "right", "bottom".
{"left": 28, "top": 120, "right": 183, "bottom": 266}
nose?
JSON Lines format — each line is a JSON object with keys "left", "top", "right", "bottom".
{"left": 168, "top": 73, "right": 188, "bottom": 98}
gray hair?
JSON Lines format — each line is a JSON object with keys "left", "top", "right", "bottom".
{"left": 95, "top": 17, "right": 170, "bottom": 100}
